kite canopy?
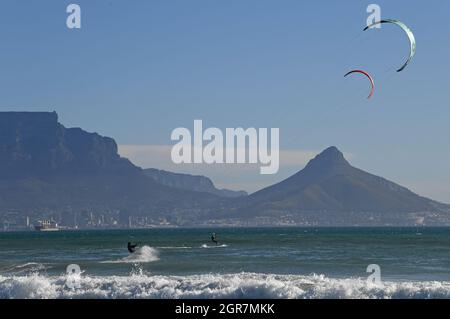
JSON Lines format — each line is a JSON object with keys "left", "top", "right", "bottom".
{"left": 364, "top": 19, "right": 416, "bottom": 72}
{"left": 344, "top": 70, "right": 375, "bottom": 99}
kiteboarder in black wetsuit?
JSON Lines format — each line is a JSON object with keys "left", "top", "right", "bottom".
{"left": 211, "top": 233, "right": 218, "bottom": 245}
{"left": 127, "top": 242, "right": 138, "bottom": 253}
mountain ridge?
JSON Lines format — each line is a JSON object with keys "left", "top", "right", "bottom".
{"left": 144, "top": 168, "right": 247, "bottom": 198}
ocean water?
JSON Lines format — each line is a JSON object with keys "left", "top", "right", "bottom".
{"left": 1, "top": 227, "right": 450, "bottom": 299}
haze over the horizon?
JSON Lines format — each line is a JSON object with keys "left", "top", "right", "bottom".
{"left": 0, "top": 1, "right": 449, "bottom": 202}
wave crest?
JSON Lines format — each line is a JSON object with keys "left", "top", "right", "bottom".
{"left": 1, "top": 263, "right": 49, "bottom": 274}
{"left": 101, "top": 246, "right": 159, "bottom": 264}
{"left": 1, "top": 272, "right": 450, "bottom": 299}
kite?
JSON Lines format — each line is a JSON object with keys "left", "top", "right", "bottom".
{"left": 344, "top": 70, "right": 375, "bottom": 99}
{"left": 364, "top": 19, "right": 416, "bottom": 72}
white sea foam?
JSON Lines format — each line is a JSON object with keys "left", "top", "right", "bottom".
{"left": 1, "top": 272, "right": 450, "bottom": 299}
{"left": 201, "top": 244, "right": 228, "bottom": 248}
{"left": 101, "top": 246, "right": 159, "bottom": 264}
{"left": 157, "top": 246, "right": 192, "bottom": 249}
{"left": 1, "top": 262, "right": 49, "bottom": 274}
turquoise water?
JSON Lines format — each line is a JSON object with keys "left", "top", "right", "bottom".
{"left": 1, "top": 227, "right": 450, "bottom": 298}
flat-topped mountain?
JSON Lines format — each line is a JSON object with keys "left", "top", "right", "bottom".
{"left": 0, "top": 112, "right": 138, "bottom": 177}
{"left": 0, "top": 112, "right": 222, "bottom": 227}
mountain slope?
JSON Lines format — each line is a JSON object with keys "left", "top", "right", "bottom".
{"left": 144, "top": 168, "right": 247, "bottom": 198}
{"left": 229, "top": 147, "right": 449, "bottom": 225}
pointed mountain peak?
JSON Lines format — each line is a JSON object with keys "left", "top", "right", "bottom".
{"left": 316, "top": 146, "right": 346, "bottom": 161}
{"left": 304, "top": 146, "right": 350, "bottom": 172}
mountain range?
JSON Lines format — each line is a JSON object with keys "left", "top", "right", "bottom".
{"left": 0, "top": 112, "right": 449, "bottom": 228}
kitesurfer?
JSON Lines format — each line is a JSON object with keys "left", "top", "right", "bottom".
{"left": 211, "top": 233, "right": 218, "bottom": 245}
{"left": 127, "top": 242, "right": 138, "bottom": 253}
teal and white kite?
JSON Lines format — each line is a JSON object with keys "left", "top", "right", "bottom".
{"left": 364, "top": 19, "right": 416, "bottom": 72}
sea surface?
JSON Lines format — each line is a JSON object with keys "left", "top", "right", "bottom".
{"left": 1, "top": 227, "right": 450, "bottom": 299}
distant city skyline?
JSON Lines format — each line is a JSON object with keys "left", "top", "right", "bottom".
{"left": 1, "top": 1, "right": 450, "bottom": 202}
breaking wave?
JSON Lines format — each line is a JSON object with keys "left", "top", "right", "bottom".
{"left": 101, "top": 246, "right": 159, "bottom": 264}
{"left": 1, "top": 272, "right": 450, "bottom": 299}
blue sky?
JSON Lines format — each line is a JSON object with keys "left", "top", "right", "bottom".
{"left": 1, "top": 1, "right": 450, "bottom": 200}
